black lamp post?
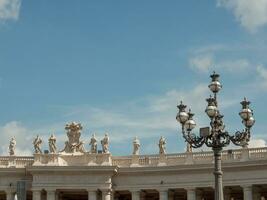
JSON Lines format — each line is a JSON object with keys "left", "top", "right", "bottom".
{"left": 176, "top": 72, "right": 255, "bottom": 200}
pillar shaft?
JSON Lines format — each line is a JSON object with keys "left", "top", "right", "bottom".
{"left": 159, "top": 190, "right": 168, "bottom": 200}
{"left": 131, "top": 191, "right": 140, "bottom": 200}
{"left": 102, "top": 190, "right": 111, "bottom": 200}
{"left": 47, "top": 190, "right": 56, "bottom": 200}
{"left": 32, "top": 190, "right": 41, "bottom": 200}
{"left": 243, "top": 186, "right": 253, "bottom": 200}
{"left": 88, "top": 190, "right": 97, "bottom": 200}
{"left": 5, "top": 192, "right": 15, "bottom": 200}
{"left": 186, "top": 188, "right": 196, "bottom": 200}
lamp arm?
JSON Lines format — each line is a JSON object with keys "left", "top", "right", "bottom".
{"left": 230, "top": 128, "right": 250, "bottom": 147}
{"left": 181, "top": 127, "right": 205, "bottom": 148}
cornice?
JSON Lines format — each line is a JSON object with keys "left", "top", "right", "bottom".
{"left": 116, "top": 159, "right": 267, "bottom": 175}
{"left": 26, "top": 165, "right": 118, "bottom": 175}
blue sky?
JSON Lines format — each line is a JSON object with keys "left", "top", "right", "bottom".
{"left": 0, "top": 0, "right": 267, "bottom": 155}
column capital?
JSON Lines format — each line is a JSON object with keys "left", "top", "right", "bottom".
{"left": 87, "top": 189, "right": 98, "bottom": 193}
{"left": 241, "top": 185, "right": 253, "bottom": 190}
{"left": 46, "top": 189, "right": 56, "bottom": 192}
{"left": 4, "top": 189, "right": 15, "bottom": 194}
{"left": 185, "top": 187, "right": 196, "bottom": 191}
{"left": 156, "top": 188, "right": 169, "bottom": 193}
{"left": 31, "top": 188, "right": 42, "bottom": 192}
{"left": 129, "top": 189, "right": 141, "bottom": 193}
{"left": 101, "top": 188, "right": 112, "bottom": 194}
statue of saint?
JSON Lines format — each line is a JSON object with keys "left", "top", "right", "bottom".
{"left": 48, "top": 134, "right": 57, "bottom": 153}
{"left": 33, "top": 135, "right": 42, "bottom": 154}
{"left": 158, "top": 136, "right": 166, "bottom": 155}
{"left": 101, "top": 133, "right": 109, "bottom": 153}
{"left": 61, "top": 122, "right": 86, "bottom": 153}
{"left": 9, "top": 137, "right": 16, "bottom": 156}
{"left": 132, "top": 136, "right": 140, "bottom": 155}
{"left": 89, "top": 133, "right": 97, "bottom": 153}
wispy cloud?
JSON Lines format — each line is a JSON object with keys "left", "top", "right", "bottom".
{"left": 189, "top": 54, "right": 214, "bottom": 73}
{"left": 248, "top": 139, "right": 267, "bottom": 148}
{"left": 217, "top": 0, "right": 267, "bottom": 32}
{"left": 0, "top": 0, "right": 21, "bottom": 21}
{"left": 0, "top": 78, "right": 262, "bottom": 155}
{"left": 188, "top": 53, "right": 251, "bottom": 74}
{"left": 255, "top": 65, "right": 267, "bottom": 90}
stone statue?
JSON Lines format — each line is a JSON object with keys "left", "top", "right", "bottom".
{"left": 9, "top": 137, "right": 16, "bottom": 156}
{"left": 33, "top": 135, "right": 42, "bottom": 154}
{"left": 101, "top": 133, "right": 109, "bottom": 153}
{"left": 89, "top": 133, "right": 97, "bottom": 153}
{"left": 61, "top": 122, "right": 86, "bottom": 153}
{"left": 48, "top": 134, "right": 57, "bottom": 153}
{"left": 159, "top": 136, "right": 166, "bottom": 155}
{"left": 132, "top": 136, "right": 140, "bottom": 155}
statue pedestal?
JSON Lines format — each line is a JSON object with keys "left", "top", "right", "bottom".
{"left": 130, "top": 155, "right": 140, "bottom": 167}
{"left": 157, "top": 154, "right": 167, "bottom": 166}
{"left": 185, "top": 152, "right": 194, "bottom": 165}
{"left": 8, "top": 156, "right": 16, "bottom": 168}
{"left": 87, "top": 153, "right": 97, "bottom": 166}
{"left": 32, "top": 153, "right": 42, "bottom": 166}
{"left": 47, "top": 153, "right": 59, "bottom": 166}
{"left": 241, "top": 147, "right": 250, "bottom": 161}
{"left": 98, "top": 153, "right": 112, "bottom": 166}
{"left": 32, "top": 152, "right": 112, "bottom": 166}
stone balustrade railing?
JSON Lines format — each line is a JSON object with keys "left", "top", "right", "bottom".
{"left": 0, "top": 147, "right": 266, "bottom": 168}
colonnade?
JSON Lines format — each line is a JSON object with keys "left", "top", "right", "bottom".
{"left": 1, "top": 184, "right": 260, "bottom": 200}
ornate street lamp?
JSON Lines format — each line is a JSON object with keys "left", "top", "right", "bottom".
{"left": 176, "top": 72, "right": 255, "bottom": 200}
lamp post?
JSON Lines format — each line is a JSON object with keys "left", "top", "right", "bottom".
{"left": 176, "top": 72, "right": 255, "bottom": 200}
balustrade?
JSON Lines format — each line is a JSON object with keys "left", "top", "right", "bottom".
{"left": 0, "top": 147, "right": 266, "bottom": 168}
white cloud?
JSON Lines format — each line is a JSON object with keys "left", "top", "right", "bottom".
{"left": 188, "top": 53, "right": 251, "bottom": 73}
{"left": 189, "top": 54, "right": 214, "bottom": 73}
{"left": 217, "top": 0, "right": 267, "bottom": 32}
{"left": 248, "top": 139, "right": 267, "bottom": 148}
{"left": 58, "top": 82, "right": 238, "bottom": 146}
{"left": 0, "top": 0, "right": 21, "bottom": 21}
{"left": 256, "top": 65, "right": 267, "bottom": 90}
{"left": 218, "top": 59, "right": 250, "bottom": 72}
{"left": 0, "top": 83, "right": 244, "bottom": 155}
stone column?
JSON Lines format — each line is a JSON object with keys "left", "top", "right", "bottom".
{"left": 47, "top": 190, "right": 56, "bottom": 200}
{"left": 158, "top": 189, "right": 168, "bottom": 200}
{"left": 186, "top": 188, "right": 196, "bottom": 200}
{"left": 102, "top": 189, "right": 111, "bottom": 200}
{"left": 130, "top": 190, "right": 141, "bottom": 200}
{"left": 32, "top": 190, "right": 42, "bottom": 200}
{"left": 243, "top": 185, "right": 253, "bottom": 200}
{"left": 5, "top": 190, "right": 15, "bottom": 200}
{"left": 88, "top": 190, "right": 97, "bottom": 200}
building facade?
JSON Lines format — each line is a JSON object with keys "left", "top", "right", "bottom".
{"left": 1, "top": 122, "right": 267, "bottom": 200}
